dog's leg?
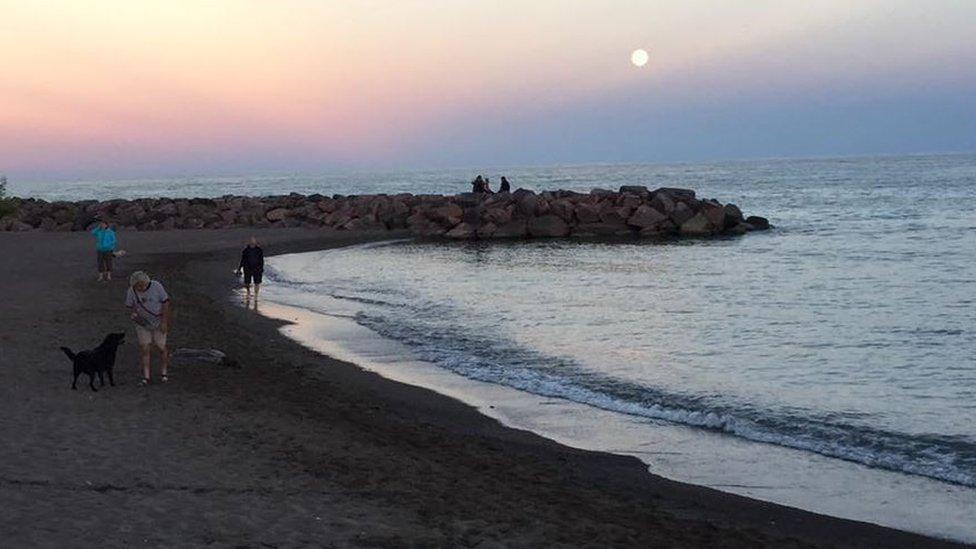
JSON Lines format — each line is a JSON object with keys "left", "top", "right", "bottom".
{"left": 89, "top": 373, "right": 98, "bottom": 392}
{"left": 72, "top": 371, "right": 79, "bottom": 390}
{"left": 108, "top": 369, "right": 115, "bottom": 387}
{"left": 98, "top": 371, "right": 105, "bottom": 387}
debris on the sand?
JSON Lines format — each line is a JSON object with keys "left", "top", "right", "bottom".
{"left": 172, "top": 348, "right": 227, "bottom": 364}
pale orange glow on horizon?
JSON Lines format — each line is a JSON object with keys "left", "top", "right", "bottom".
{"left": 2, "top": 0, "right": 974, "bottom": 178}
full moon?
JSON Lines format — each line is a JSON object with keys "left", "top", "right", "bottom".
{"left": 631, "top": 49, "right": 649, "bottom": 67}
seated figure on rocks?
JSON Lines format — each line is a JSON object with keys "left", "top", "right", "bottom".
{"left": 471, "top": 175, "right": 485, "bottom": 193}
{"left": 499, "top": 177, "right": 511, "bottom": 193}
{"left": 471, "top": 175, "right": 493, "bottom": 194}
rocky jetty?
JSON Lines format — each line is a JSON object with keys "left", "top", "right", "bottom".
{"left": 0, "top": 186, "right": 770, "bottom": 239}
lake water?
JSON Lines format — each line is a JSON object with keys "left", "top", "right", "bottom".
{"left": 16, "top": 154, "right": 976, "bottom": 540}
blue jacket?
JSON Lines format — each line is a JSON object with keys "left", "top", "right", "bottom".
{"left": 91, "top": 227, "right": 117, "bottom": 252}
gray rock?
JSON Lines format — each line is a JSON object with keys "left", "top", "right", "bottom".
{"left": 266, "top": 208, "right": 289, "bottom": 221}
{"left": 516, "top": 193, "right": 539, "bottom": 217}
{"left": 445, "top": 222, "right": 477, "bottom": 240}
{"left": 527, "top": 215, "right": 570, "bottom": 237}
{"left": 679, "top": 212, "right": 712, "bottom": 236}
{"left": 572, "top": 222, "right": 633, "bottom": 237}
{"left": 745, "top": 215, "right": 770, "bottom": 230}
{"left": 599, "top": 205, "right": 631, "bottom": 225}
{"left": 724, "top": 204, "right": 744, "bottom": 227}
{"left": 574, "top": 203, "right": 601, "bottom": 224}
{"left": 653, "top": 187, "right": 696, "bottom": 201}
{"left": 477, "top": 222, "right": 497, "bottom": 239}
{"left": 619, "top": 185, "right": 649, "bottom": 197}
{"left": 428, "top": 203, "right": 464, "bottom": 225}
{"left": 483, "top": 207, "right": 513, "bottom": 226}
{"left": 669, "top": 202, "right": 695, "bottom": 226}
{"left": 702, "top": 202, "right": 726, "bottom": 227}
{"left": 627, "top": 205, "right": 669, "bottom": 229}
{"left": 649, "top": 192, "right": 674, "bottom": 215}
{"left": 493, "top": 219, "right": 528, "bottom": 238}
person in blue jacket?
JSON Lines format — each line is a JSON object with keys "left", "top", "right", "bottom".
{"left": 91, "top": 220, "right": 117, "bottom": 281}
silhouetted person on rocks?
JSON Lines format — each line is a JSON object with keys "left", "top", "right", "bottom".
{"left": 484, "top": 177, "right": 493, "bottom": 194}
{"left": 471, "top": 175, "right": 485, "bottom": 193}
{"left": 499, "top": 177, "right": 511, "bottom": 193}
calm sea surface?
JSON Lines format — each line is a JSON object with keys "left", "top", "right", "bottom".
{"left": 16, "top": 155, "right": 976, "bottom": 532}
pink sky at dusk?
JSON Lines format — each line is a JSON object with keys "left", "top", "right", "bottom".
{"left": 1, "top": 0, "right": 974, "bottom": 180}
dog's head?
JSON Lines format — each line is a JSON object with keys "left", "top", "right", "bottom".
{"left": 103, "top": 332, "right": 126, "bottom": 348}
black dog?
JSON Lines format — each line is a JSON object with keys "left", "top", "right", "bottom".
{"left": 61, "top": 332, "right": 125, "bottom": 391}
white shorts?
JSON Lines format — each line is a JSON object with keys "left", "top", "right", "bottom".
{"left": 135, "top": 325, "right": 167, "bottom": 348}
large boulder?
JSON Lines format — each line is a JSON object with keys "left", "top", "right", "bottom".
{"left": 574, "top": 203, "right": 601, "bottom": 224}
{"left": 157, "top": 202, "right": 178, "bottom": 216}
{"left": 669, "top": 202, "right": 695, "bottom": 226}
{"left": 679, "top": 212, "right": 712, "bottom": 236}
{"left": 617, "top": 194, "right": 643, "bottom": 209}
{"left": 627, "top": 205, "right": 669, "bottom": 229}
{"left": 726, "top": 223, "right": 750, "bottom": 235}
{"left": 599, "top": 205, "right": 631, "bottom": 225}
{"left": 702, "top": 201, "right": 726, "bottom": 227}
{"left": 573, "top": 222, "right": 632, "bottom": 237}
{"left": 456, "top": 193, "right": 486, "bottom": 208}
{"left": 445, "top": 222, "right": 477, "bottom": 240}
{"left": 549, "top": 199, "right": 575, "bottom": 223}
{"left": 527, "top": 215, "right": 570, "bottom": 237}
{"left": 745, "top": 216, "right": 770, "bottom": 230}
{"left": 516, "top": 193, "right": 539, "bottom": 217}
{"left": 639, "top": 221, "right": 677, "bottom": 237}
{"left": 266, "top": 208, "right": 289, "bottom": 222}
{"left": 619, "top": 185, "right": 649, "bottom": 198}
{"left": 724, "top": 204, "right": 744, "bottom": 228}
{"left": 183, "top": 217, "right": 205, "bottom": 230}
{"left": 653, "top": 187, "right": 696, "bottom": 202}
{"left": 343, "top": 217, "right": 384, "bottom": 231}
{"left": 317, "top": 199, "right": 338, "bottom": 213}
{"left": 428, "top": 203, "right": 464, "bottom": 225}
{"left": 325, "top": 211, "right": 352, "bottom": 227}
{"left": 411, "top": 221, "right": 447, "bottom": 237}
{"left": 477, "top": 222, "right": 497, "bottom": 239}
{"left": 493, "top": 219, "right": 528, "bottom": 238}
{"left": 483, "top": 206, "right": 513, "bottom": 226}
{"left": 511, "top": 188, "right": 535, "bottom": 201}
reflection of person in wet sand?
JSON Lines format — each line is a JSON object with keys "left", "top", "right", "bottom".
{"left": 236, "top": 237, "right": 264, "bottom": 301}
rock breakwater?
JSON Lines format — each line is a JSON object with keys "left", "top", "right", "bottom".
{"left": 0, "top": 186, "right": 770, "bottom": 239}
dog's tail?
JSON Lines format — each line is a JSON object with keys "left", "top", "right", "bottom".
{"left": 60, "top": 346, "right": 76, "bottom": 360}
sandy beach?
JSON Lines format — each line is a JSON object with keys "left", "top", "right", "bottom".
{"left": 0, "top": 228, "right": 967, "bottom": 548}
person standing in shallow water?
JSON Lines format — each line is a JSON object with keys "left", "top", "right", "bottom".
{"left": 91, "top": 220, "right": 117, "bottom": 281}
{"left": 237, "top": 237, "right": 265, "bottom": 301}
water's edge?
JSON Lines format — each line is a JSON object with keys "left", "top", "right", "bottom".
{"left": 248, "top": 279, "right": 976, "bottom": 544}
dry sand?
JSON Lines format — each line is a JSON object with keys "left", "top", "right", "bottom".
{"left": 0, "top": 228, "right": 966, "bottom": 548}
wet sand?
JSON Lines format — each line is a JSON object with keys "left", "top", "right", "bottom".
{"left": 0, "top": 228, "right": 966, "bottom": 548}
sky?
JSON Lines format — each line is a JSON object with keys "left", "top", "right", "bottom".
{"left": 1, "top": 0, "right": 975, "bottom": 181}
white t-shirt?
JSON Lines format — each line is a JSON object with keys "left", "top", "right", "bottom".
{"left": 125, "top": 280, "right": 170, "bottom": 328}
